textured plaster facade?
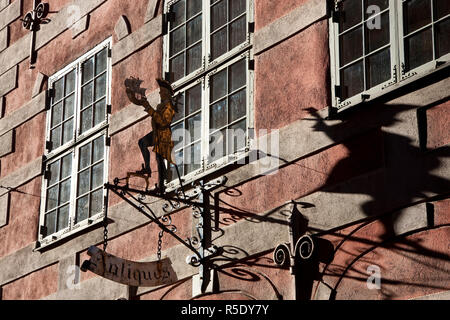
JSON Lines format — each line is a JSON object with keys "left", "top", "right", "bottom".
{"left": 0, "top": 0, "right": 448, "bottom": 301}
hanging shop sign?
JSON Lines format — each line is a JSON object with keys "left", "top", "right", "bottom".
{"left": 81, "top": 246, "right": 178, "bottom": 287}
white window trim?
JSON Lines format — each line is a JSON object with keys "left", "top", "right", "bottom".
{"left": 330, "top": 0, "right": 450, "bottom": 113}
{"left": 163, "top": 0, "right": 255, "bottom": 190}
{"left": 38, "top": 38, "right": 112, "bottom": 248}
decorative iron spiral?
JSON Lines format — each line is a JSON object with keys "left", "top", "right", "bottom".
{"left": 294, "top": 235, "right": 314, "bottom": 261}
{"left": 273, "top": 243, "right": 291, "bottom": 267}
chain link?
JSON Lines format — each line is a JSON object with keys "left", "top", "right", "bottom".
{"left": 103, "top": 214, "right": 108, "bottom": 252}
{"left": 157, "top": 231, "right": 163, "bottom": 261}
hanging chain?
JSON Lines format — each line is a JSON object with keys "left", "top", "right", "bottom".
{"left": 103, "top": 213, "right": 108, "bottom": 252}
{"left": 157, "top": 230, "right": 163, "bottom": 261}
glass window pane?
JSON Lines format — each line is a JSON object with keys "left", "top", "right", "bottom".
{"left": 54, "top": 78, "right": 64, "bottom": 102}
{"left": 185, "top": 142, "right": 201, "bottom": 174}
{"left": 62, "top": 119, "right": 73, "bottom": 145}
{"left": 78, "top": 169, "right": 91, "bottom": 195}
{"left": 340, "top": 0, "right": 362, "bottom": 32}
{"left": 82, "top": 82, "right": 93, "bottom": 108}
{"left": 172, "top": 122, "right": 185, "bottom": 150}
{"left": 436, "top": 18, "right": 450, "bottom": 58}
{"left": 171, "top": 0, "right": 186, "bottom": 30}
{"left": 61, "top": 154, "right": 72, "bottom": 179}
{"left": 46, "top": 186, "right": 58, "bottom": 211}
{"left": 81, "top": 107, "right": 93, "bottom": 133}
{"left": 186, "top": 113, "right": 201, "bottom": 143}
{"left": 49, "top": 161, "right": 60, "bottom": 185}
{"left": 51, "top": 102, "right": 63, "bottom": 127}
{"left": 211, "top": 0, "right": 227, "bottom": 32}
{"left": 340, "top": 26, "right": 363, "bottom": 66}
{"left": 173, "top": 150, "right": 184, "bottom": 176}
{"left": 96, "top": 48, "right": 108, "bottom": 75}
{"left": 59, "top": 179, "right": 71, "bottom": 204}
{"left": 229, "top": 89, "right": 246, "bottom": 122}
{"left": 229, "top": 15, "right": 246, "bottom": 50}
{"left": 186, "top": 84, "right": 202, "bottom": 115}
{"left": 173, "top": 92, "right": 185, "bottom": 122}
{"left": 403, "top": 0, "right": 432, "bottom": 35}
{"left": 64, "top": 94, "right": 75, "bottom": 120}
{"left": 435, "top": 0, "right": 450, "bottom": 20}
{"left": 90, "top": 189, "right": 103, "bottom": 216}
{"left": 94, "top": 98, "right": 106, "bottom": 127}
{"left": 170, "top": 25, "right": 186, "bottom": 56}
{"left": 93, "top": 136, "right": 105, "bottom": 163}
{"left": 91, "top": 162, "right": 104, "bottom": 190}
{"left": 365, "top": 0, "right": 389, "bottom": 14}
{"left": 186, "top": 43, "right": 202, "bottom": 74}
{"left": 229, "top": 119, "right": 246, "bottom": 153}
{"left": 211, "top": 27, "right": 227, "bottom": 60}
{"left": 51, "top": 126, "right": 62, "bottom": 150}
{"left": 187, "top": 0, "right": 202, "bottom": 19}
{"left": 45, "top": 210, "right": 56, "bottom": 236}
{"left": 229, "top": 59, "right": 246, "bottom": 92}
{"left": 211, "top": 69, "right": 227, "bottom": 102}
{"left": 230, "top": 0, "right": 246, "bottom": 20}
{"left": 95, "top": 73, "right": 107, "bottom": 101}
{"left": 170, "top": 53, "right": 185, "bottom": 83}
{"left": 79, "top": 143, "right": 91, "bottom": 170}
{"left": 405, "top": 27, "right": 433, "bottom": 71}
{"left": 366, "top": 48, "right": 391, "bottom": 89}
{"left": 82, "top": 57, "right": 94, "bottom": 84}
{"left": 65, "top": 70, "right": 76, "bottom": 95}
{"left": 365, "top": 11, "right": 390, "bottom": 54}
{"left": 341, "top": 60, "right": 364, "bottom": 100}
{"left": 57, "top": 205, "right": 69, "bottom": 232}
{"left": 76, "top": 195, "right": 89, "bottom": 223}
{"left": 210, "top": 99, "right": 227, "bottom": 130}
{"left": 187, "top": 15, "right": 202, "bottom": 47}
{"left": 209, "top": 129, "right": 226, "bottom": 162}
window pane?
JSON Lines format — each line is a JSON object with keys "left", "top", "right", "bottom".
{"left": 187, "top": 0, "right": 202, "bottom": 19}
{"left": 229, "top": 15, "right": 246, "bottom": 50}
{"left": 51, "top": 126, "right": 62, "bottom": 150}
{"left": 365, "top": 11, "right": 389, "bottom": 54}
{"left": 78, "top": 169, "right": 90, "bottom": 195}
{"left": 365, "top": 0, "right": 389, "bottom": 14}
{"left": 211, "top": 27, "right": 227, "bottom": 60}
{"left": 340, "top": 0, "right": 362, "bottom": 32}
{"left": 76, "top": 195, "right": 89, "bottom": 223}
{"left": 64, "top": 94, "right": 75, "bottom": 120}
{"left": 405, "top": 27, "right": 433, "bottom": 71}
{"left": 49, "top": 161, "right": 60, "bottom": 185}
{"left": 209, "top": 129, "right": 226, "bottom": 162}
{"left": 185, "top": 142, "right": 201, "bottom": 174}
{"left": 95, "top": 73, "right": 107, "bottom": 101}
{"left": 91, "top": 162, "right": 104, "bottom": 190}
{"left": 96, "top": 48, "right": 108, "bottom": 75}
{"left": 81, "top": 107, "right": 93, "bottom": 133}
{"left": 45, "top": 210, "right": 56, "bottom": 236}
{"left": 229, "top": 89, "right": 246, "bottom": 122}
{"left": 229, "top": 59, "right": 246, "bottom": 92}
{"left": 436, "top": 18, "right": 450, "bottom": 58}
{"left": 211, "top": 69, "right": 227, "bottom": 101}
{"left": 51, "top": 102, "right": 63, "bottom": 127}
{"left": 82, "top": 82, "right": 93, "bottom": 108}
{"left": 62, "top": 119, "right": 73, "bottom": 145}
{"left": 171, "top": 0, "right": 186, "bottom": 30}
{"left": 403, "top": 0, "right": 432, "bottom": 35}
{"left": 82, "top": 57, "right": 94, "bottom": 84}
{"left": 229, "top": 119, "right": 246, "bottom": 153}
{"left": 65, "top": 70, "right": 76, "bottom": 95}
{"left": 94, "top": 98, "right": 106, "bottom": 127}
{"left": 186, "top": 43, "right": 202, "bottom": 74}
{"left": 340, "top": 26, "right": 363, "bottom": 66}
{"left": 435, "top": 0, "right": 450, "bottom": 20}
{"left": 93, "top": 136, "right": 105, "bottom": 163}
{"left": 211, "top": 0, "right": 227, "bottom": 32}
{"left": 90, "top": 189, "right": 103, "bottom": 216}
{"left": 61, "top": 154, "right": 72, "bottom": 179}
{"left": 210, "top": 99, "right": 227, "bottom": 130}
{"left": 173, "top": 92, "right": 185, "bottom": 122}
{"left": 173, "top": 150, "right": 184, "bottom": 177}
{"left": 186, "top": 84, "right": 202, "bottom": 115}
{"left": 186, "top": 112, "right": 201, "bottom": 142}
{"left": 170, "top": 25, "right": 186, "bottom": 56}
{"left": 79, "top": 143, "right": 91, "bottom": 170}
{"left": 54, "top": 78, "right": 64, "bottom": 102}
{"left": 170, "top": 53, "right": 185, "bottom": 82}
{"left": 57, "top": 205, "right": 69, "bottom": 232}
{"left": 230, "top": 0, "right": 246, "bottom": 20}
{"left": 59, "top": 179, "right": 71, "bottom": 204}
{"left": 187, "top": 15, "right": 202, "bottom": 47}
{"left": 341, "top": 60, "right": 364, "bottom": 100}
{"left": 172, "top": 122, "right": 185, "bottom": 150}
{"left": 46, "top": 186, "right": 58, "bottom": 211}
{"left": 366, "top": 48, "right": 391, "bottom": 88}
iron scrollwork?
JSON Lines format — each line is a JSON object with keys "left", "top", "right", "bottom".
{"left": 273, "top": 235, "right": 315, "bottom": 270}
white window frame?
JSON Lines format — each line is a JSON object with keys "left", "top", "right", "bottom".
{"left": 330, "top": 0, "right": 450, "bottom": 112}
{"left": 38, "top": 38, "right": 112, "bottom": 247}
{"left": 163, "top": 0, "right": 254, "bottom": 190}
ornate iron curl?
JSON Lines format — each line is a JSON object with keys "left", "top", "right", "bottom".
{"left": 273, "top": 243, "right": 291, "bottom": 267}
{"left": 273, "top": 235, "right": 314, "bottom": 269}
